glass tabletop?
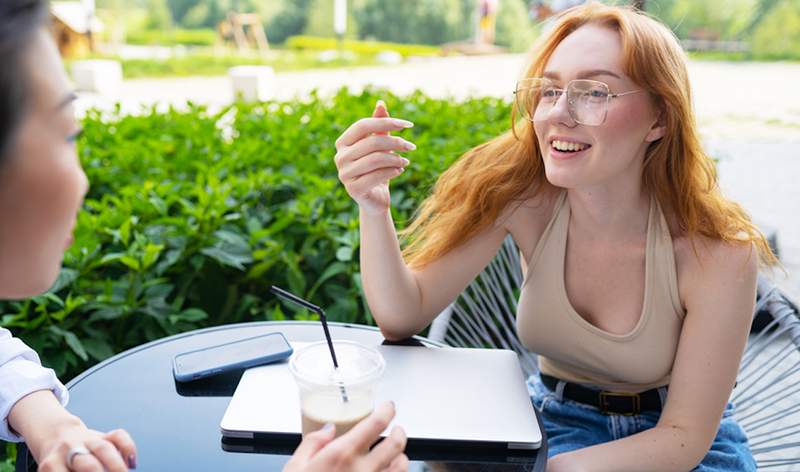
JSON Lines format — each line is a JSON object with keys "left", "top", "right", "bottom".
{"left": 16, "top": 321, "right": 546, "bottom": 471}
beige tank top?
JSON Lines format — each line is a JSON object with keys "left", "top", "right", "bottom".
{"left": 516, "top": 191, "right": 686, "bottom": 393}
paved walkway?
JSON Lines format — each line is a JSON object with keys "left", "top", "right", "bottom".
{"left": 74, "top": 54, "right": 800, "bottom": 298}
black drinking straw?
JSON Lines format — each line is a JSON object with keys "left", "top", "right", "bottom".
{"left": 270, "top": 285, "right": 349, "bottom": 402}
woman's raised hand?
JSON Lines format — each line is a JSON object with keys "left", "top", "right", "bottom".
{"left": 334, "top": 100, "right": 415, "bottom": 216}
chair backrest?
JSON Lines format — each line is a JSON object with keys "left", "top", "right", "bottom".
{"left": 733, "top": 277, "right": 800, "bottom": 469}
{"left": 429, "top": 236, "right": 800, "bottom": 468}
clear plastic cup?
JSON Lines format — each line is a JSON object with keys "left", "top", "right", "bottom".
{"left": 289, "top": 341, "right": 385, "bottom": 437}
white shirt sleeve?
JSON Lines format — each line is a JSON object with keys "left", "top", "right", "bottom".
{"left": 0, "top": 327, "right": 69, "bottom": 442}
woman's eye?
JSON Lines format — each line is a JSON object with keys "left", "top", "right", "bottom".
{"left": 590, "top": 90, "right": 608, "bottom": 98}
{"left": 541, "top": 88, "right": 561, "bottom": 99}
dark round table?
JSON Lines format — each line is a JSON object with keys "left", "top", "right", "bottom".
{"left": 17, "top": 321, "right": 546, "bottom": 471}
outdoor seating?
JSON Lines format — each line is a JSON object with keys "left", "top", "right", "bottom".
{"left": 429, "top": 234, "right": 800, "bottom": 469}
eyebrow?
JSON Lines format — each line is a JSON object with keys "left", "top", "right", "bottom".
{"left": 542, "top": 69, "right": 622, "bottom": 80}
{"left": 54, "top": 92, "right": 78, "bottom": 112}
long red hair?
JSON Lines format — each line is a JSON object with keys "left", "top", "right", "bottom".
{"left": 399, "top": 1, "right": 777, "bottom": 269}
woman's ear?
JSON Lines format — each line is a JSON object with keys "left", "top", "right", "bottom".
{"left": 644, "top": 104, "right": 666, "bottom": 143}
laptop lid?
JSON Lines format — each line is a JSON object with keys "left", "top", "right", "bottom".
{"left": 220, "top": 343, "right": 541, "bottom": 450}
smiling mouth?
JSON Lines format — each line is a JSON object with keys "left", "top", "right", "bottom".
{"left": 550, "top": 140, "right": 591, "bottom": 153}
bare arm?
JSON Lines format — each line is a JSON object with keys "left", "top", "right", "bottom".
{"left": 360, "top": 209, "right": 508, "bottom": 340}
{"left": 548, "top": 240, "right": 758, "bottom": 472}
{"left": 335, "top": 101, "right": 510, "bottom": 340}
{"left": 9, "top": 390, "right": 137, "bottom": 471}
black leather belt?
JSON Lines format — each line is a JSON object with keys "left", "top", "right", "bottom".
{"left": 540, "top": 373, "right": 664, "bottom": 416}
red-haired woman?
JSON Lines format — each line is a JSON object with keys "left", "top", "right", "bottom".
{"left": 335, "top": 2, "right": 775, "bottom": 470}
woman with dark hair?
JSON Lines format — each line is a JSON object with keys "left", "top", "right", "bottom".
{"left": 0, "top": 1, "right": 408, "bottom": 471}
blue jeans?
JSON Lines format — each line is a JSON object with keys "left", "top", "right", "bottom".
{"left": 527, "top": 373, "right": 756, "bottom": 471}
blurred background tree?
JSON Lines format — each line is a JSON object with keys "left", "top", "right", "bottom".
{"left": 749, "top": 0, "right": 800, "bottom": 60}
{"left": 264, "top": 0, "right": 313, "bottom": 44}
{"left": 644, "top": 0, "right": 797, "bottom": 59}
{"left": 647, "top": 0, "right": 758, "bottom": 40}
{"left": 96, "top": 0, "right": 539, "bottom": 51}
{"left": 145, "top": 0, "right": 173, "bottom": 30}
{"left": 355, "top": 0, "right": 468, "bottom": 45}
{"left": 304, "top": 0, "right": 360, "bottom": 39}
{"left": 89, "top": 0, "right": 800, "bottom": 59}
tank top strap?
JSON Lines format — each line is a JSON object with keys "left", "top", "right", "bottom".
{"left": 522, "top": 190, "right": 569, "bottom": 288}
{"left": 651, "top": 196, "right": 685, "bottom": 318}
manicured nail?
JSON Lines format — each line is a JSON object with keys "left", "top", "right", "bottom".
{"left": 391, "top": 119, "right": 414, "bottom": 128}
{"left": 128, "top": 454, "right": 137, "bottom": 469}
{"left": 401, "top": 157, "right": 410, "bottom": 165}
{"left": 403, "top": 141, "right": 416, "bottom": 151}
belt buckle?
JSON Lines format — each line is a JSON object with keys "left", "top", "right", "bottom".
{"left": 599, "top": 391, "right": 640, "bottom": 416}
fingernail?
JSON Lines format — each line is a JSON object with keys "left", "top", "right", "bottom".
{"left": 322, "top": 423, "right": 335, "bottom": 432}
{"left": 391, "top": 119, "right": 414, "bottom": 128}
{"left": 403, "top": 141, "right": 416, "bottom": 151}
{"left": 128, "top": 454, "right": 137, "bottom": 469}
{"left": 401, "top": 157, "right": 410, "bottom": 165}
{"left": 376, "top": 99, "right": 386, "bottom": 109}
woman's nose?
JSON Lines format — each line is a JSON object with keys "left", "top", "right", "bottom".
{"left": 546, "top": 92, "right": 576, "bottom": 127}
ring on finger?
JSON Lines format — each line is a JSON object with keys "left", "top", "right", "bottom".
{"left": 65, "top": 445, "right": 92, "bottom": 468}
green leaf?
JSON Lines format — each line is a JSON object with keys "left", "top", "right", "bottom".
{"left": 149, "top": 195, "right": 168, "bottom": 215}
{"left": 178, "top": 308, "right": 208, "bottom": 322}
{"left": 156, "top": 248, "right": 183, "bottom": 275}
{"left": 141, "top": 243, "right": 164, "bottom": 270}
{"left": 326, "top": 297, "right": 358, "bottom": 323}
{"left": 144, "top": 283, "right": 174, "bottom": 299}
{"left": 213, "top": 229, "right": 249, "bottom": 249}
{"left": 120, "top": 218, "right": 132, "bottom": 246}
{"left": 82, "top": 338, "right": 114, "bottom": 361}
{"left": 47, "top": 268, "right": 79, "bottom": 294}
{"left": 200, "top": 247, "right": 252, "bottom": 270}
{"left": 269, "top": 304, "right": 286, "bottom": 321}
{"left": 31, "top": 293, "right": 64, "bottom": 308}
{"left": 283, "top": 255, "right": 306, "bottom": 296}
{"left": 89, "top": 306, "right": 125, "bottom": 321}
{"left": 335, "top": 246, "right": 353, "bottom": 262}
{"left": 99, "top": 252, "right": 126, "bottom": 266}
{"left": 50, "top": 327, "right": 88, "bottom": 361}
{"left": 307, "top": 262, "right": 347, "bottom": 299}
{"left": 119, "top": 255, "right": 141, "bottom": 271}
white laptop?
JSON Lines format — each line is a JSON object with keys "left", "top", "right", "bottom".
{"left": 220, "top": 342, "right": 542, "bottom": 450}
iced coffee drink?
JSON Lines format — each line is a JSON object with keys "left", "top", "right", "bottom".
{"left": 289, "top": 341, "right": 385, "bottom": 438}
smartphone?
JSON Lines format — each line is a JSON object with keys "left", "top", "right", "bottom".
{"left": 173, "top": 332, "right": 293, "bottom": 382}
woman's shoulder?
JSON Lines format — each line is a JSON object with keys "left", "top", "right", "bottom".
{"left": 674, "top": 232, "right": 758, "bottom": 308}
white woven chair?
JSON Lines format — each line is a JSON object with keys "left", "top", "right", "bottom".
{"left": 428, "top": 235, "right": 800, "bottom": 470}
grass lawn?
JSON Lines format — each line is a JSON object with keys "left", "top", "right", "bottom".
{"left": 65, "top": 37, "right": 443, "bottom": 79}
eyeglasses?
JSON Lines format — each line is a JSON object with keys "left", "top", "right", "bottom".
{"left": 514, "top": 78, "right": 643, "bottom": 126}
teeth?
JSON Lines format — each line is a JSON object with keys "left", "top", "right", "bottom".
{"left": 552, "top": 140, "right": 588, "bottom": 152}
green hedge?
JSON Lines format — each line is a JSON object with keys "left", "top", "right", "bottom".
{"left": 0, "top": 89, "right": 511, "bottom": 382}
{"left": 126, "top": 28, "right": 218, "bottom": 47}
{"left": 286, "top": 36, "right": 441, "bottom": 57}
